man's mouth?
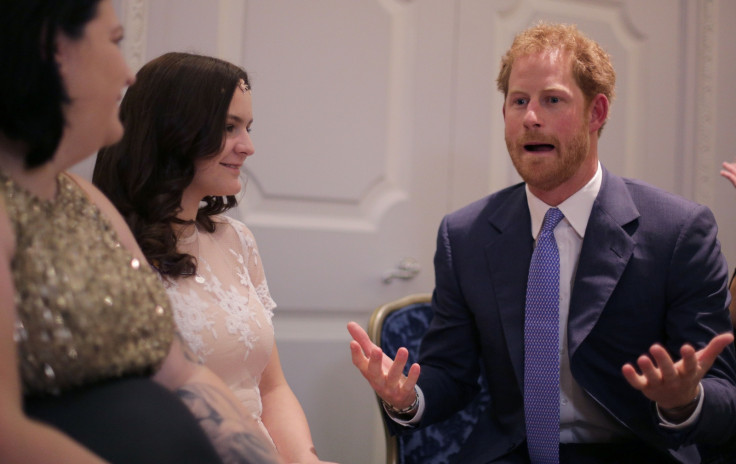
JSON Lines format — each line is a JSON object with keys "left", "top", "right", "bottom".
{"left": 524, "top": 143, "right": 555, "bottom": 152}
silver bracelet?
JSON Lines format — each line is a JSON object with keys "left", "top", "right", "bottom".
{"left": 383, "top": 388, "right": 419, "bottom": 415}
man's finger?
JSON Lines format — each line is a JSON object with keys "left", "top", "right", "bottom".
{"left": 622, "top": 363, "right": 646, "bottom": 390}
{"left": 649, "top": 344, "right": 677, "bottom": 380}
{"left": 386, "top": 347, "right": 409, "bottom": 386}
{"left": 403, "top": 363, "right": 421, "bottom": 390}
{"left": 349, "top": 340, "right": 368, "bottom": 371}
{"left": 366, "top": 346, "right": 385, "bottom": 382}
{"left": 679, "top": 344, "right": 699, "bottom": 376}
{"left": 347, "top": 321, "right": 375, "bottom": 353}
{"left": 696, "top": 333, "right": 734, "bottom": 372}
{"left": 636, "top": 354, "right": 662, "bottom": 385}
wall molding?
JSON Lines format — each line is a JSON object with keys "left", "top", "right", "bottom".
{"left": 217, "top": 0, "right": 247, "bottom": 65}
{"left": 120, "top": 0, "right": 149, "bottom": 73}
{"left": 238, "top": 1, "right": 418, "bottom": 233}
{"left": 693, "top": 0, "right": 717, "bottom": 205}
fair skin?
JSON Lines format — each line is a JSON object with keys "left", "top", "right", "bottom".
{"left": 503, "top": 49, "right": 601, "bottom": 207}
{"left": 177, "top": 88, "right": 335, "bottom": 464}
{"left": 348, "top": 49, "right": 734, "bottom": 420}
{"left": 720, "top": 160, "right": 736, "bottom": 190}
{"left": 179, "top": 87, "right": 255, "bottom": 218}
{"left": 0, "top": 2, "right": 282, "bottom": 463}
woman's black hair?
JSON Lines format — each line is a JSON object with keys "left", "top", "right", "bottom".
{"left": 0, "top": 0, "right": 103, "bottom": 168}
{"left": 93, "top": 52, "right": 250, "bottom": 277}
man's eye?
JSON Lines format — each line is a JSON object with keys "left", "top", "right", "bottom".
{"left": 513, "top": 98, "right": 527, "bottom": 105}
{"left": 549, "top": 96, "right": 560, "bottom": 103}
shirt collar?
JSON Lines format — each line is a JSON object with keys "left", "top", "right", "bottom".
{"left": 526, "top": 162, "right": 602, "bottom": 240}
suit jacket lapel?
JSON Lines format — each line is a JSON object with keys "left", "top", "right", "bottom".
{"left": 568, "top": 169, "right": 640, "bottom": 357}
{"left": 484, "top": 187, "right": 533, "bottom": 388}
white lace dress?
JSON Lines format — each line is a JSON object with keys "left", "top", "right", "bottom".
{"left": 162, "top": 215, "right": 277, "bottom": 444}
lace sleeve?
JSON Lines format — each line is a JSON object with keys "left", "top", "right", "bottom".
{"left": 223, "top": 216, "right": 277, "bottom": 314}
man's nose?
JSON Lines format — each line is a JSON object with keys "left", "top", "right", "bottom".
{"left": 522, "top": 100, "right": 543, "bottom": 129}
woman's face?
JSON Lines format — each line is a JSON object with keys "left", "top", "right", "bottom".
{"left": 187, "top": 84, "right": 255, "bottom": 200}
{"left": 55, "top": 0, "right": 134, "bottom": 155}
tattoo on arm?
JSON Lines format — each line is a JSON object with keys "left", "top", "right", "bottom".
{"left": 177, "top": 383, "right": 282, "bottom": 464}
{"left": 174, "top": 330, "right": 203, "bottom": 365}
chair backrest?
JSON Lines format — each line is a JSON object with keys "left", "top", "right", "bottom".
{"left": 368, "top": 294, "right": 491, "bottom": 464}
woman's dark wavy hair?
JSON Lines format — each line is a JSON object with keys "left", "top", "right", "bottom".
{"left": 0, "top": 0, "right": 103, "bottom": 168}
{"left": 93, "top": 52, "right": 250, "bottom": 277}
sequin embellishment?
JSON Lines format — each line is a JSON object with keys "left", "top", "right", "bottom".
{"left": 1, "top": 171, "right": 174, "bottom": 395}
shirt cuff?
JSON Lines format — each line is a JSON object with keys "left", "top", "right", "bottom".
{"left": 385, "top": 385, "right": 425, "bottom": 426}
{"left": 656, "top": 382, "right": 704, "bottom": 429}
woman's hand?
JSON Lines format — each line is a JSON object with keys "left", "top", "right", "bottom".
{"left": 720, "top": 160, "right": 736, "bottom": 188}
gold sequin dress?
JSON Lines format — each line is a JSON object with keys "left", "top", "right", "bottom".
{"left": 0, "top": 171, "right": 173, "bottom": 396}
{"left": 2, "top": 170, "right": 224, "bottom": 462}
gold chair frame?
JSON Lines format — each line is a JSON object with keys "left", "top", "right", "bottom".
{"left": 367, "top": 293, "right": 432, "bottom": 464}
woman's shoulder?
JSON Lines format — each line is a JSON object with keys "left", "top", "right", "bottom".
{"left": 64, "top": 172, "right": 146, "bottom": 260}
{"left": 213, "top": 214, "right": 257, "bottom": 243}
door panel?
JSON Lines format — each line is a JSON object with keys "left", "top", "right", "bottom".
{"left": 238, "top": 0, "right": 455, "bottom": 312}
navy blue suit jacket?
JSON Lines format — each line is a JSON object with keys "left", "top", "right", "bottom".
{"left": 414, "top": 168, "right": 736, "bottom": 463}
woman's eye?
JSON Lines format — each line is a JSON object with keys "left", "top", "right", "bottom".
{"left": 226, "top": 125, "right": 235, "bottom": 133}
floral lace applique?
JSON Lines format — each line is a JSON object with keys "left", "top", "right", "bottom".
{"left": 165, "top": 280, "right": 215, "bottom": 361}
{"left": 164, "top": 216, "right": 276, "bottom": 370}
{"left": 231, "top": 248, "right": 251, "bottom": 288}
{"left": 228, "top": 218, "right": 275, "bottom": 324}
{"left": 197, "top": 255, "right": 262, "bottom": 360}
{"left": 256, "top": 282, "right": 276, "bottom": 320}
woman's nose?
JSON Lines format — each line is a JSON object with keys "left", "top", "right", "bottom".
{"left": 236, "top": 132, "right": 255, "bottom": 157}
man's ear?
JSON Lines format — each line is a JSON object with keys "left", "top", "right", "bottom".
{"left": 588, "top": 93, "right": 609, "bottom": 133}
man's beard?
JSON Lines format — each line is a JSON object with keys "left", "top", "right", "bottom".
{"left": 506, "top": 122, "right": 590, "bottom": 192}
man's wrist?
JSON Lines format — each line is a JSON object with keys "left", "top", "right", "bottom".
{"left": 383, "top": 388, "right": 419, "bottom": 417}
{"left": 657, "top": 384, "right": 701, "bottom": 423}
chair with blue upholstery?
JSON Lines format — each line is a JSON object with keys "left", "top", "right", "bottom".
{"left": 368, "top": 293, "right": 491, "bottom": 464}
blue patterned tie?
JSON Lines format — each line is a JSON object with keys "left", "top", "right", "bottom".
{"left": 524, "top": 207, "right": 564, "bottom": 464}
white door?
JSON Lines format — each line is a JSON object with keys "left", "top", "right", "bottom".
{"left": 237, "top": 0, "right": 456, "bottom": 311}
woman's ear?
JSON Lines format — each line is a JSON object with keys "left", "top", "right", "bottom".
{"left": 53, "top": 32, "right": 73, "bottom": 74}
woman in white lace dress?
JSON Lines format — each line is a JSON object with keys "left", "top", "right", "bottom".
{"left": 94, "top": 52, "right": 334, "bottom": 464}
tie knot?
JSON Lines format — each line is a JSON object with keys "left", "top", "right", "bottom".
{"left": 541, "top": 208, "right": 564, "bottom": 233}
